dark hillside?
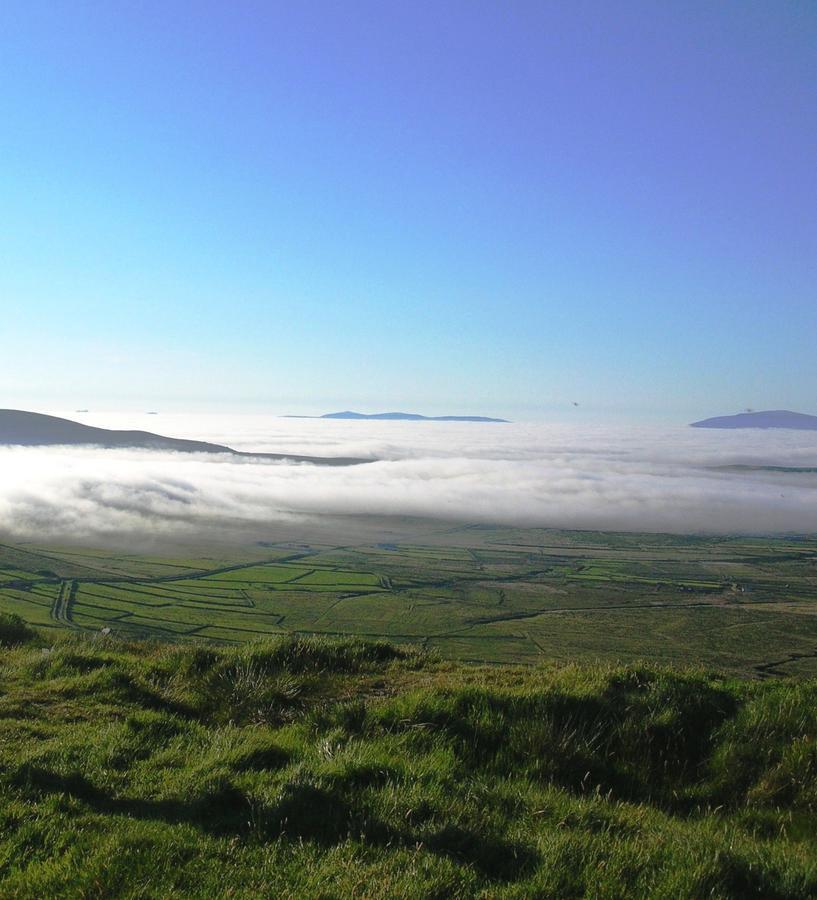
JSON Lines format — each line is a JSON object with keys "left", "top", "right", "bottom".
{"left": 0, "top": 408, "right": 231, "bottom": 452}
{"left": 0, "top": 409, "right": 369, "bottom": 465}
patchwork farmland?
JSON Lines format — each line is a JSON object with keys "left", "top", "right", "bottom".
{"left": 2, "top": 526, "right": 817, "bottom": 675}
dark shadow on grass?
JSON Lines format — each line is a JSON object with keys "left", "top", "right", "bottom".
{"left": 425, "top": 823, "right": 539, "bottom": 881}
{"left": 12, "top": 765, "right": 392, "bottom": 845}
{"left": 699, "top": 849, "right": 801, "bottom": 900}
{"left": 11, "top": 765, "right": 538, "bottom": 881}
{"left": 378, "top": 677, "right": 740, "bottom": 814}
{"left": 12, "top": 765, "right": 252, "bottom": 835}
{"left": 49, "top": 669, "right": 195, "bottom": 719}
{"left": 230, "top": 744, "right": 292, "bottom": 772}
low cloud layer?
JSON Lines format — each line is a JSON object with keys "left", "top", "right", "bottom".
{"left": 2, "top": 415, "right": 817, "bottom": 542}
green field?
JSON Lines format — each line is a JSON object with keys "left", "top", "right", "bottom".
{"left": 2, "top": 525, "right": 817, "bottom": 676}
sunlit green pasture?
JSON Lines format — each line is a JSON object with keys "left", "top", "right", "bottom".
{"left": 2, "top": 526, "right": 816, "bottom": 674}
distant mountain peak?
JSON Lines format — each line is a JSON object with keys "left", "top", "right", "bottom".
{"left": 690, "top": 410, "right": 817, "bottom": 430}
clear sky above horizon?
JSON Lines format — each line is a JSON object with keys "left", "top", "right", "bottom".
{"left": 1, "top": 1, "right": 815, "bottom": 421}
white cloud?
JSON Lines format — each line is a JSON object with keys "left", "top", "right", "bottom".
{"left": 1, "top": 416, "right": 816, "bottom": 541}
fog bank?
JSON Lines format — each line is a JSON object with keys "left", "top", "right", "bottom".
{"left": 2, "top": 414, "right": 817, "bottom": 541}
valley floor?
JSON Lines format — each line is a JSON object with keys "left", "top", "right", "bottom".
{"left": 2, "top": 525, "right": 817, "bottom": 676}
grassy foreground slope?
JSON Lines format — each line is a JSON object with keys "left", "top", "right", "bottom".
{"left": 0, "top": 618, "right": 816, "bottom": 898}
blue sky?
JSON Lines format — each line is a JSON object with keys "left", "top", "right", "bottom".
{"left": 1, "top": 1, "right": 815, "bottom": 420}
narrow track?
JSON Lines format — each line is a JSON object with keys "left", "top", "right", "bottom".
{"left": 50, "top": 580, "right": 77, "bottom": 627}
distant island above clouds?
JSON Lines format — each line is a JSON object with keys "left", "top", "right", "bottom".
{"left": 287, "top": 411, "right": 510, "bottom": 423}
{"left": 691, "top": 410, "right": 817, "bottom": 430}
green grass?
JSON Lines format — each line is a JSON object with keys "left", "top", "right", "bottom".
{"left": 0, "top": 624, "right": 815, "bottom": 897}
{"left": 202, "top": 565, "right": 313, "bottom": 584}
{"left": 1, "top": 529, "right": 816, "bottom": 675}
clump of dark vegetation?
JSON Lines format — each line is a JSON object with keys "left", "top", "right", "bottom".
{"left": 0, "top": 612, "right": 38, "bottom": 647}
{"left": 0, "top": 628, "right": 815, "bottom": 898}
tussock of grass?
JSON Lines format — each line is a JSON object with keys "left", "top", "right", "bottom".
{"left": 0, "top": 612, "right": 38, "bottom": 647}
{"left": 0, "top": 629, "right": 815, "bottom": 897}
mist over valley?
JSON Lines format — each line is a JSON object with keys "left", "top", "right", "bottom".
{"left": 2, "top": 411, "right": 816, "bottom": 543}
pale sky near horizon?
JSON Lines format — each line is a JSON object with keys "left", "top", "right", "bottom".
{"left": 1, "top": 1, "right": 815, "bottom": 421}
